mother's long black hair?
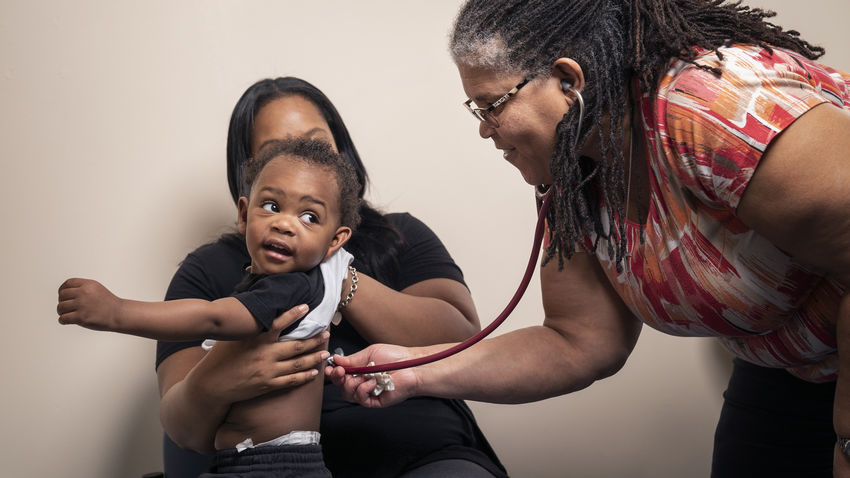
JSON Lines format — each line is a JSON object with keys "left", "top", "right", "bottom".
{"left": 226, "top": 77, "right": 403, "bottom": 283}
{"left": 451, "top": 0, "right": 823, "bottom": 271}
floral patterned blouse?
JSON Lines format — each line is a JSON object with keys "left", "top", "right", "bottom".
{"left": 591, "top": 44, "right": 850, "bottom": 382}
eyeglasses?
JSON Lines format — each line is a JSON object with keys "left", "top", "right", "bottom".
{"left": 463, "top": 77, "right": 532, "bottom": 128}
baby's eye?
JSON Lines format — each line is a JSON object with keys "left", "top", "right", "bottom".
{"left": 261, "top": 202, "right": 279, "bottom": 213}
{"left": 299, "top": 212, "right": 318, "bottom": 224}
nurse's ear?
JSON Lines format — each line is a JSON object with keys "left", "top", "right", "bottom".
{"left": 552, "top": 57, "right": 586, "bottom": 96}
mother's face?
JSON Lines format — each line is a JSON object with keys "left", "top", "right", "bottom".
{"left": 457, "top": 64, "right": 569, "bottom": 186}
{"left": 251, "top": 95, "right": 338, "bottom": 156}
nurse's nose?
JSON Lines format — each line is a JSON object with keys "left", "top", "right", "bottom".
{"left": 479, "top": 120, "right": 496, "bottom": 139}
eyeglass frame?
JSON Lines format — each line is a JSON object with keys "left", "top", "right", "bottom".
{"left": 463, "top": 76, "right": 533, "bottom": 128}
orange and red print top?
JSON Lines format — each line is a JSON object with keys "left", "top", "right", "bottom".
{"left": 583, "top": 44, "right": 849, "bottom": 382}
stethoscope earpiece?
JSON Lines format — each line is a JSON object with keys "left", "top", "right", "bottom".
{"left": 561, "top": 80, "right": 573, "bottom": 92}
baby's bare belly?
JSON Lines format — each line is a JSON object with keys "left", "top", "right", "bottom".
{"left": 215, "top": 377, "right": 324, "bottom": 450}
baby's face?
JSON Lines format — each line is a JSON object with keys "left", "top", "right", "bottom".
{"left": 239, "top": 155, "right": 343, "bottom": 275}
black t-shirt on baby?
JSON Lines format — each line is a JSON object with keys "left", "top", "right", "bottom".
{"left": 232, "top": 268, "right": 324, "bottom": 334}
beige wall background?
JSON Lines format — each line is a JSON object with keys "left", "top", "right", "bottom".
{"left": 1, "top": 1, "right": 847, "bottom": 476}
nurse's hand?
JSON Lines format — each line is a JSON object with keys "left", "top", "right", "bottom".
{"left": 326, "top": 344, "right": 420, "bottom": 408}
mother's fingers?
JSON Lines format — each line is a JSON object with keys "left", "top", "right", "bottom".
{"left": 271, "top": 330, "right": 330, "bottom": 361}
{"left": 270, "top": 347, "right": 330, "bottom": 375}
{"left": 260, "top": 347, "right": 330, "bottom": 392}
{"left": 265, "top": 304, "right": 309, "bottom": 340}
{"left": 267, "top": 368, "right": 321, "bottom": 390}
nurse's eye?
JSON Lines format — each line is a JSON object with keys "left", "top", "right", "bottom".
{"left": 261, "top": 201, "right": 279, "bottom": 213}
{"left": 300, "top": 212, "right": 318, "bottom": 224}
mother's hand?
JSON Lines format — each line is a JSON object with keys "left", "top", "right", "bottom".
{"left": 158, "top": 304, "right": 329, "bottom": 453}
{"left": 198, "top": 305, "right": 331, "bottom": 404}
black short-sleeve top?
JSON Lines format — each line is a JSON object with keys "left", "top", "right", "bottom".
{"left": 232, "top": 269, "right": 324, "bottom": 332}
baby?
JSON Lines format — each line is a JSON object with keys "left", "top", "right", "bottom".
{"left": 57, "top": 137, "right": 361, "bottom": 476}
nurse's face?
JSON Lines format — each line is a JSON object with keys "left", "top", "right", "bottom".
{"left": 457, "top": 64, "right": 570, "bottom": 186}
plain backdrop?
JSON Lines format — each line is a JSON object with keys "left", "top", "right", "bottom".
{"left": 1, "top": 1, "right": 847, "bottom": 477}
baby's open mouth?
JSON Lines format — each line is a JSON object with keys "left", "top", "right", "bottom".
{"left": 263, "top": 241, "right": 293, "bottom": 257}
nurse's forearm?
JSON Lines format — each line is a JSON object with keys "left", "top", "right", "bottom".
{"left": 414, "top": 324, "right": 633, "bottom": 404}
{"left": 416, "top": 254, "right": 642, "bottom": 403}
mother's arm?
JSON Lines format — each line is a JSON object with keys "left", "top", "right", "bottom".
{"left": 338, "top": 214, "right": 482, "bottom": 346}
{"left": 340, "top": 273, "right": 480, "bottom": 346}
{"left": 331, "top": 252, "right": 642, "bottom": 406}
{"left": 157, "top": 306, "right": 330, "bottom": 453}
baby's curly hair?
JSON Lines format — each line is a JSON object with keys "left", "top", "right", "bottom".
{"left": 244, "top": 138, "right": 362, "bottom": 230}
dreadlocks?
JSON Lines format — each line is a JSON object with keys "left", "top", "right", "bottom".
{"left": 450, "top": 0, "right": 824, "bottom": 271}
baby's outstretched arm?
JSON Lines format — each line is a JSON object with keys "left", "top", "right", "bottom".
{"left": 57, "top": 278, "right": 261, "bottom": 341}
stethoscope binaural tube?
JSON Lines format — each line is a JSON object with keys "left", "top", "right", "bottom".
{"left": 342, "top": 185, "right": 554, "bottom": 374}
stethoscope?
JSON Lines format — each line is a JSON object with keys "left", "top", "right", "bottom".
{"left": 342, "top": 184, "right": 554, "bottom": 374}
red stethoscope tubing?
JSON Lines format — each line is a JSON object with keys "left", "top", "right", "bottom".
{"left": 343, "top": 186, "right": 554, "bottom": 374}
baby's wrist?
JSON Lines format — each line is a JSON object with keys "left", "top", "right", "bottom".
{"left": 111, "top": 297, "right": 129, "bottom": 331}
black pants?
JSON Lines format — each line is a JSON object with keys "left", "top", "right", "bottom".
{"left": 711, "top": 358, "right": 836, "bottom": 477}
{"left": 199, "top": 444, "right": 331, "bottom": 478}
{"left": 399, "top": 459, "right": 498, "bottom": 477}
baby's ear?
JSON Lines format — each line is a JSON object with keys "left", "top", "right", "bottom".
{"left": 324, "top": 226, "right": 352, "bottom": 260}
{"left": 236, "top": 197, "right": 249, "bottom": 235}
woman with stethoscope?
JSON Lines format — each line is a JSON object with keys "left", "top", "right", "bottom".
{"left": 329, "top": 1, "right": 850, "bottom": 476}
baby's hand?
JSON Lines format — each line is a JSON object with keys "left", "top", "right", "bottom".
{"left": 56, "top": 278, "right": 122, "bottom": 332}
